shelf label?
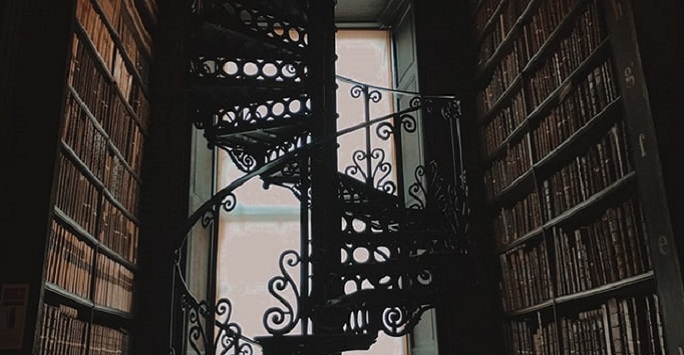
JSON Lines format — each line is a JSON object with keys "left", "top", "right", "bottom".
{"left": 658, "top": 235, "right": 670, "bottom": 255}
{"left": 0, "top": 284, "right": 29, "bottom": 350}
{"left": 639, "top": 133, "right": 648, "bottom": 157}
{"left": 624, "top": 64, "right": 636, "bottom": 89}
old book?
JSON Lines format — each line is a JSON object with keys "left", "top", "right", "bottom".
{"left": 606, "top": 208, "right": 627, "bottom": 280}
{"left": 601, "top": 303, "right": 614, "bottom": 355}
{"left": 553, "top": 228, "right": 567, "bottom": 296}
{"left": 616, "top": 201, "right": 638, "bottom": 277}
{"left": 620, "top": 298, "right": 636, "bottom": 354}
{"left": 607, "top": 298, "right": 625, "bottom": 355}
{"left": 573, "top": 229, "right": 588, "bottom": 291}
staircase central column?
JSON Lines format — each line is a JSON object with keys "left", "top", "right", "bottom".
{"left": 308, "top": 0, "right": 342, "bottom": 339}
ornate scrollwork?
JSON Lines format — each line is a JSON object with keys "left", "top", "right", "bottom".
{"left": 266, "top": 133, "right": 311, "bottom": 162}
{"left": 179, "top": 293, "right": 256, "bottom": 355}
{"left": 262, "top": 157, "right": 311, "bottom": 204}
{"left": 263, "top": 250, "right": 302, "bottom": 335}
{"left": 181, "top": 295, "right": 211, "bottom": 355}
{"left": 416, "top": 269, "right": 433, "bottom": 286}
{"left": 369, "top": 89, "right": 382, "bottom": 103}
{"left": 200, "top": 208, "right": 218, "bottom": 228}
{"left": 344, "top": 148, "right": 395, "bottom": 194}
{"left": 381, "top": 304, "right": 431, "bottom": 337}
{"left": 221, "top": 193, "right": 238, "bottom": 212}
{"left": 375, "top": 121, "right": 395, "bottom": 141}
{"left": 376, "top": 113, "right": 417, "bottom": 141}
{"left": 407, "top": 164, "right": 430, "bottom": 210}
{"left": 223, "top": 146, "right": 259, "bottom": 172}
{"left": 440, "top": 99, "right": 462, "bottom": 121}
{"left": 409, "top": 96, "right": 423, "bottom": 108}
{"left": 406, "top": 162, "right": 470, "bottom": 251}
{"left": 215, "top": 298, "right": 255, "bottom": 355}
{"left": 350, "top": 84, "right": 364, "bottom": 99}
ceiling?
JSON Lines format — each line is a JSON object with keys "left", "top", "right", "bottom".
{"left": 334, "top": 0, "right": 396, "bottom": 26}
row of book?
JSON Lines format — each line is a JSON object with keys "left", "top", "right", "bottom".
{"left": 499, "top": 241, "right": 553, "bottom": 312}
{"left": 39, "top": 303, "right": 131, "bottom": 355}
{"left": 472, "top": 0, "right": 503, "bottom": 35}
{"left": 95, "top": 0, "right": 123, "bottom": 29}
{"left": 515, "top": 0, "right": 578, "bottom": 66}
{"left": 90, "top": 323, "right": 131, "bottom": 355}
{"left": 478, "top": 43, "right": 521, "bottom": 114}
{"left": 477, "top": 0, "right": 526, "bottom": 66}
{"left": 532, "top": 61, "right": 619, "bottom": 161}
{"left": 40, "top": 0, "right": 153, "bottom": 353}
{"left": 100, "top": 198, "right": 139, "bottom": 264}
{"left": 503, "top": 294, "right": 666, "bottom": 354}
{"left": 45, "top": 216, "right": 137, "bottom": 312}
{"left": 63, "top": 88, "right": 143, "bottom": 216}
{"left": 527, "top": 0, "right": 605, "bottom": 108}
{"left": 93, "top": 254, "right": 135, "bottom": 313}
{"left": 76, "top": 0, "right": 150, "bottom": 114}
{"left": 503, "top": 313, "right": 558, "bottom": 354}
{"left": 478, "top": 1, "right": 605, "bottom": 118}
{"left": 68, "top": 33, "right": 145, "bottom": 175}
{"left": 55, "top": 149, "right": 141, "bottom": 239}
{"left": 76, "top": 0, "right": 115, "bottom": 84}
{"left": 55, "top": 153, "right": 101, "bottom": 237}
{"left": 105, "top": 153, "right": 141, "bottom": 217}
{"left": 553, "top": 198, "right": 651, "bottom": 296}
{"left": 112, "top": 0, "right": 152, "bottom": 89}
{"left": 128, "top": 83, "right": 151, "bottom": 132}
{"left": 497, "top": 198, "right": 650, "bottom": 310}
{"left": 46, "top": 220, "right": 94, "bottom": 299}
{"left": 481, "top": 90, "right": 526, "bottom": 156}
{"left": 62, "top": 91, "right": 109, "bottom": 184}
{"left": 39, "top": 304, "right": 88, "bottom": 355}
{"left": 477, "top": 0, "right": 603, "bottom": 117}
{"left": 609, "top": 296, "right": 666, "bottom": 355}
{"left": 494, "top": 190, "right": 543, "bottom": 246}
{"left": 61, "top": 98, "right": 142, "bottom": 219}
{"left": 484, "top": 136, "right": 532, "bottom": 199}
{"left": 540, "top": 121, "right": 633, "bottom": 219}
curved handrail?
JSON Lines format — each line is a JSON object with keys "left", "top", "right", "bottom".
{"left": 336, "top": 75, "right": 458, "bottom": 100}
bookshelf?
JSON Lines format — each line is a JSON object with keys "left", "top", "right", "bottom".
{"left": 472, "top": 0, "right": 684, "bottom": 353}
{"left": 29, "top": 0, "right": 155, "bottom": 353}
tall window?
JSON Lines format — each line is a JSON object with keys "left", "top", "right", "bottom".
{"left": 214, "top": 29, "right": 406, "bottom": 354}
{"left": 336, "top": 29, "right": 406, "bottom": 355}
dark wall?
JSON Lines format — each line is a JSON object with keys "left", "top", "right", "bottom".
{"left": 630, "top": 0, "right": 684, "bottom": 282}
{"left": 413, "top": 1, "right": 502, "bottom": 354}
{"left": 0, "top": 1, "right": 74, "bottom": 353}
{"left": 133, "top": 0, "right": 193, "bottom": 353}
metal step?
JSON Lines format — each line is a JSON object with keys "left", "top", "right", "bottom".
{"left": 193, "top": 0, "right": 309, "bottom": 59}
{"left": 254, "top": 333, "right": 376, "bottom": 355}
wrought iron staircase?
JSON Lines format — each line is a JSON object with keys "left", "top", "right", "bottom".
{"left": 171, "top": 1, "right": 469, "bottom": 354}
{"left": 187, "top": 0, "right": 313, "bottom": 173}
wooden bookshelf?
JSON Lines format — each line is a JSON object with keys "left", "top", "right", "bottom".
{"left": 472, "top": 0, "right": 684, "bottom": 353}
{"left": 32, "top": 0, "right": 154, "bottom": 353}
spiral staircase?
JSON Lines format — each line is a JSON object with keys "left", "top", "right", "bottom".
{"left": 171, "top": 1, "right": 469, "bottom": 354}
